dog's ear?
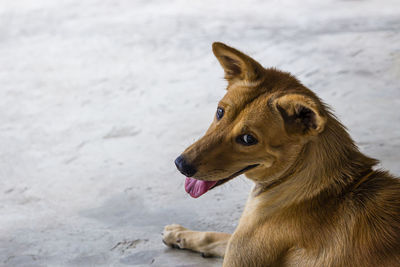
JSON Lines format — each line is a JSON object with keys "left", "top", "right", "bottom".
{"left": 212, "top": 42, "right": 264, "bottom": 83}
{"left": 274, "top": 94, "right": 327, "bottom": 136}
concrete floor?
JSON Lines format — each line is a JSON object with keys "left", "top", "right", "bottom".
{"left": 0, "top": 0, "right": 399, "bottom": 266}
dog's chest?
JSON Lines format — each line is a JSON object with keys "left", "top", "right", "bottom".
{"left": 227, "top": 196, "right": 320, "bottom": 266}
{"left": 227, "top": 226, "right": 322, "bottom": 267}
{"left": 225, "top": 201, "right": 287, "bottom": 265}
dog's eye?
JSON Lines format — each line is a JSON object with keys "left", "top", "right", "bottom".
{"left": 237, "top": 134, "right": 258, "bottom": 146}
{"left": 216, "top": 107, "right": 224, "bottom": 120}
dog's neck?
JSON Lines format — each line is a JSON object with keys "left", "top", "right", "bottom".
{"left": 252, "top": 112, "right": 378, "bottom": 209}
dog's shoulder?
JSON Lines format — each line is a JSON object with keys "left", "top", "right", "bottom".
{"left": 350, "top": 170, "right": 400, "bottom": 262}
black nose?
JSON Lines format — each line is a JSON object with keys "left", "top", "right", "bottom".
{"left": 174, "top": 155, "right": 197, "bottom": 177}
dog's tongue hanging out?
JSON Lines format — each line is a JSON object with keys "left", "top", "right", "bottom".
{"left": 185, "top": 177, "right": 218, "bottom": 198}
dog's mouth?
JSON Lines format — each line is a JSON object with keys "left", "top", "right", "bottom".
{"left": 184, "top": 164, "right": 259, "bottom": 198}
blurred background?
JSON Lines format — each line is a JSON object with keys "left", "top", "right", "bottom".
{"left": 0, "top": 0, "right": 399, "bottom": 266}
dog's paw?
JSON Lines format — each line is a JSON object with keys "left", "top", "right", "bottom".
{"left": 162, "top": 224, "right": 187, "bottom": 249}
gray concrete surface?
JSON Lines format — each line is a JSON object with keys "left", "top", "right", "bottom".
{"left": 0, "top": 0, "right": 399, "bottom": 266}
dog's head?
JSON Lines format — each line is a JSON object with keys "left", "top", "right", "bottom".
{"left": 176, "top": 42, "right": 327, "bottom": 198}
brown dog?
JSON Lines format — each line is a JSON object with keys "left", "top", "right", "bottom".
{"left": 162, "top": 42, "right": 400, "bottom": 266}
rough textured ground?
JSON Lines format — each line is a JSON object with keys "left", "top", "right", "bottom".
{"left": 0, "top": 0, "right": 399, "bottom": 266}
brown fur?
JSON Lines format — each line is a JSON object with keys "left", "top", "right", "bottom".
{"left": 162, "top": 42, "right": 400, "bottom": 266}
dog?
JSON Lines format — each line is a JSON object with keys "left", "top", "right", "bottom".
{"left": 162, "top": 42, "right": 400, "bottom": 266}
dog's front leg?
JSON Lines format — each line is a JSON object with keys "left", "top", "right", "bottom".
{"left": 162, "top": 224, "right": 231, "bottom": 258}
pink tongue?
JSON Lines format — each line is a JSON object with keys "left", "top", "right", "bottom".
{"left": 185, "top": 177, "right": 218, "bottom": 198}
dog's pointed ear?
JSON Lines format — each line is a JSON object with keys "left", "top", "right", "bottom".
{"left": 274, "top": 94, "right": 327, "bottom": 136}
{"left": 212, "top": 42, "right": 264, "bottom": 83}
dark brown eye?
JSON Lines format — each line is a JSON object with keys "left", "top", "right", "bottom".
{"left": 216, "top": 107, "right": 224, "bottom": 120}
{"left": 237, "top": 134, "right": 258, "bottom": 146}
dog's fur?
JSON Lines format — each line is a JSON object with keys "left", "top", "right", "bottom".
{"left": 162, "top": 42, "right": 400, "bottom": 266}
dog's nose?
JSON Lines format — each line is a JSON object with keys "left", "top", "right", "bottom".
{"left": 175, "top": 155, "right": 197, "bottom": 177}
